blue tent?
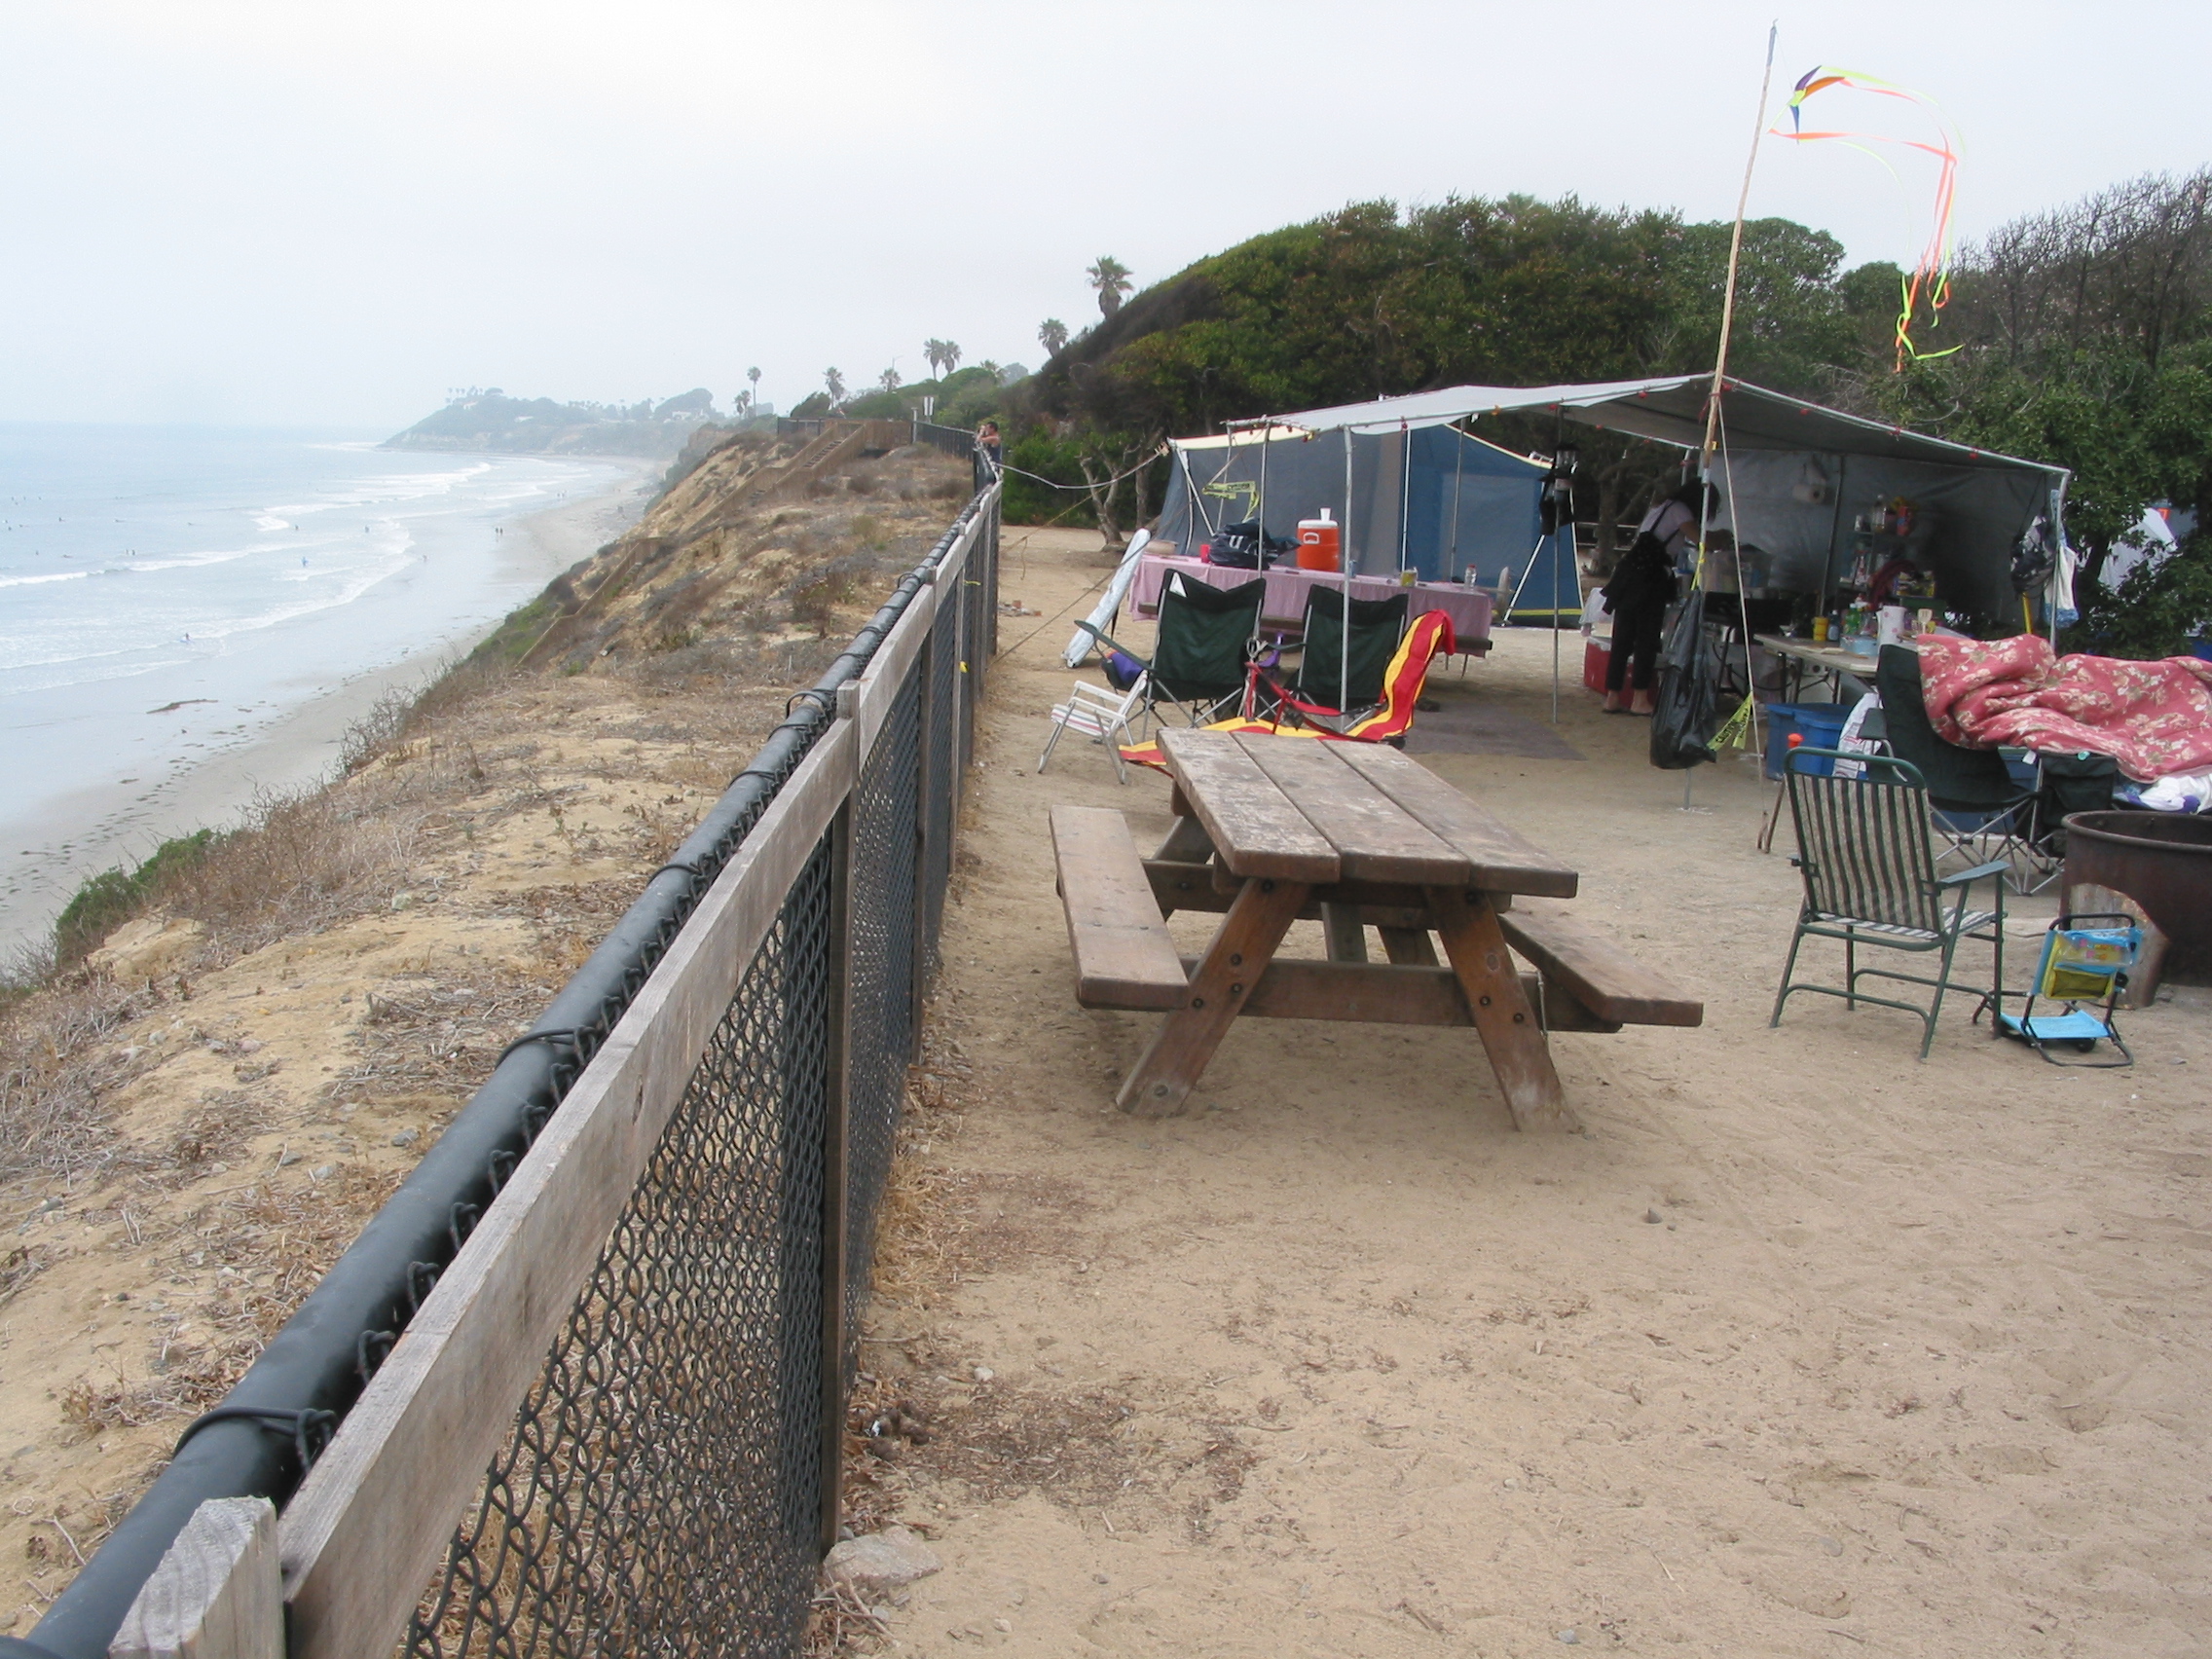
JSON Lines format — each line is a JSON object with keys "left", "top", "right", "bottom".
{"left": 1154, "top": 424, "right": 1562, "bottom": 591}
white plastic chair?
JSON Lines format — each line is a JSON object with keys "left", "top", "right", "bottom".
{"left": 1038, "top": 676, "right": 1146, "bottom": 783}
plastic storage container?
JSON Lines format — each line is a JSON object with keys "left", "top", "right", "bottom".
{"left": 1762, "top": 703, "right": 1851, "bottom": 778}
{"left": 1297, "top": 508, "right": 1342, "bottom": 571}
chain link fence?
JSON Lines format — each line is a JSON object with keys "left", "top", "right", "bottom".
{"left": 19, "top": 487, "right": 1000, "bottom": 1659}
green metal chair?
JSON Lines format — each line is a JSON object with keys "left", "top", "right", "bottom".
{"left": 1771, "top": 747, "right": 2009, "bottom": 1059}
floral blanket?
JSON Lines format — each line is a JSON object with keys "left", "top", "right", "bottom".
{"left": 1916, "top": 634, "right": 2212, "bottom": 782}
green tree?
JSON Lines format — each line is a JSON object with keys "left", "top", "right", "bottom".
{"left": 823, "top": 366, "right": 847, "bottom": 411}
{"left": 924, "top": 338, "right": 961, "bottom": 378}
{"left": 1039, "top": 317, "right": 1070, "bottom": 356}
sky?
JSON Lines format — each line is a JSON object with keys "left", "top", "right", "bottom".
{"left": 3, "top": 0, "right": 2208, "bottom": 432}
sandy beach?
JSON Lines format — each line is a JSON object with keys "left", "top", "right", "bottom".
{"left": 0, "top": 458, "right": 657, "bottom": 958}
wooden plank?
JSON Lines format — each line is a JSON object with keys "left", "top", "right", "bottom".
{"left": 1154, "top": 814, "right": 1215, "bottom": 864}
{"left": 278, "top": 717, "right": 861, "bottom": 1659}
{"left": 817, "top": 805, "right": 853, "bottom": 1556}
{"left": 1143, "top": 862, "right": 1427, "bottom": 929}
{"left": 1117, "top": 876, "right": 1309, "bottom": 1115}
{"left": 1320, "top": 903, "right": 1370, "bottom": 963}
{"left": 1427, "top": 885, "right": 1579, "bottom": 1132}
{"left": 1157, "top": 729, "right": 1339, "bottom": 882}
{"left": 1378, "top": 926, "right": 1438, "bottom": 967}
{"left": 1497, "top": 899, "right": 1703, "bottom": 1027}
{"left": 1332, "top": 743, "right": 1579, "bottom": 898}
{"left": 1235, "top": 734, "right": 1469, "bottom": 885}
{"left": 1204, "top": 958, "right": 1618, "bottom": 1033}
{"left": 1051, "top": 806, "right": 1188, "bottom": 1011}
{"left": 111, "top": 1497, "right": 281, "bottom": 1659}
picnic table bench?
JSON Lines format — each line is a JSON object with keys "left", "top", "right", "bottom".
{"left": 1051, "top": 729, "right": 1701, "bottom": 1130}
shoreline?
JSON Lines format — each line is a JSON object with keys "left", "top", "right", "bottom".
{"left": 0, "top": 457, "right": 658, "bottom": 958}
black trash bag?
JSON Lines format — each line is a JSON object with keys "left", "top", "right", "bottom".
{"left": 1648, "top": 599, "right": 1727, "bottom": 771}
{"left": 1208, "top": 518, "right": 1292, "bottom": 570}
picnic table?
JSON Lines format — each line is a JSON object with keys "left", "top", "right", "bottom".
{"left": 1050, "top": 729, "right": 1701, "bottom": 1131}
{"left": 1130, "top": 553, "right": 1493, "bottom": 655}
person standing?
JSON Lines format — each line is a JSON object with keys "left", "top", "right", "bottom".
{"left": 1601, "top": 479, "right": 1706, "bottom": 715}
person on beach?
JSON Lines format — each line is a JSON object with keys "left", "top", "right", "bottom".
{"left": 1600, "top": 479, "right": 1708, "bottom": 716}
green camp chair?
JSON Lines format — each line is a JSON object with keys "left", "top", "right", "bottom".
{"left": 1771, "top": 747, "right": 2009, "bottom": 1059}
{"left": 1075, "top": 573, "right": 1266, "bottom": 729}
{"left": 1989, "top": 911, "right": 2140, "bottom": 1067}
{"left": 1292, "top": 586, "right": 1410, "bottom": 712}
{"left": 1875, "top": 645, "right": 2051, "bottom": 891}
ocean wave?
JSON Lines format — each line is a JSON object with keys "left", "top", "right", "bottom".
{"left": 0, "top": 568, "right": 90, "bottom": 589}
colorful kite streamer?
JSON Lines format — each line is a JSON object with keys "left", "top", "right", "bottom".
{"left": 1775, "top": 66, "right": 1964, "bottom": 370}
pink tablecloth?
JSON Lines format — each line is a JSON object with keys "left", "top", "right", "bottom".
{"left": 1128, "top": 555, "right": 1493, "bottom": 652}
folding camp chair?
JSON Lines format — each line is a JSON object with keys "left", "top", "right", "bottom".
{"left": 1074, "top": 573, "right": 1266, "bottom": 730}
{"left": 1771, "top": 748, "right": 2009, "bottom": 1059}
{"left": 1116, "top": 610, "right": 1456, "bottom": 768}
{"left": 1988, "top": 911, "right": 2141, "bottom": 1067}
{"left": 1038, "top": 675, "right": 1146, "bottom": 783}
{"left": 1288, "top": 587, "right": 1410, "bottom": 713}
{"left": 1875, "top": 645, "right": 2053, "bottom": 892}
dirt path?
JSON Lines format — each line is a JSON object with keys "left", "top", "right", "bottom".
{"left": 853, "top": 527, "right": 2212, "bottom": 1657}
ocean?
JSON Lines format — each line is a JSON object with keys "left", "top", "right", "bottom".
{"left": 0, "top": 423, "right": 647, "bottom": 954}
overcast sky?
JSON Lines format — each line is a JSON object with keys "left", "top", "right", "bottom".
{"left": 3, "top": 0, "right": 2207, "bottom": 431}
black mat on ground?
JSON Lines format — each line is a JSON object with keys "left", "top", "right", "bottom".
{"left": 1403, "top": 699, "right": 1583, "bottom": 760}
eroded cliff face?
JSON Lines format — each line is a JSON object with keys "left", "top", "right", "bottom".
{"left": 498, "top": 432, "right": 971, "bottom": 674}
{"left": 0, "top": 434, "right": 975, "bottom": 1626}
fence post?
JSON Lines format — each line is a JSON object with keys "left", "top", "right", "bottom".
{"left": 817, "top": 801, "right": 854, "bottom": 1558}
{"left": 107, "top": 1497, "right": 280, "bottom": 1659}
{"left": 906, "top": 587, "right": 937, "bottom": 1062}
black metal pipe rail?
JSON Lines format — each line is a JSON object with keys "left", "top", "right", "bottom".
{"left": 15, "top": 493, "right": 994, "bottom": 1659}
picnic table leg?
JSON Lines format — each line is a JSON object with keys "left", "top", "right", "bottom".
{"left": 1378, "top": 926, "right": 1438, "bottom": 966}
{"left": 1425, "top": 886, "right": 1581, "bottom": 1133}
{"left": 1321, "top": 903, "right": 1369, "bottom": 963}
{"left": 1117, "top": 877, "right": 1309, "bottom": 1118}
{"left": 1155, "top": 814, "right": 1215, "bottom": 864}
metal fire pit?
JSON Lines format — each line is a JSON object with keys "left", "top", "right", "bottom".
{"left": 2062, "top": 810, "right": 2212, "bottom": 983}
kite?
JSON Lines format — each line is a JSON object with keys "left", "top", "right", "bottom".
{"left": 1775, "top": 66, "right": 1964, "bottom": 370}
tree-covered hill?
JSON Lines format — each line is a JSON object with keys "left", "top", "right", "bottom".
{"left": 386, "top": 389, "right": 720, "bottom": 456}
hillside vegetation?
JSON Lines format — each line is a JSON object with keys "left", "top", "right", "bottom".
{"left": 1002, "top": 175, "right": 2212, "bottom": 654}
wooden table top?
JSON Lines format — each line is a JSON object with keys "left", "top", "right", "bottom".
{"left": 1157, "top": 728, "right": 1579, "bottom": 897}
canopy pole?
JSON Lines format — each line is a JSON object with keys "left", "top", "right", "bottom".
{"left": 1342, "top": 428, "right": 1354, "bottom": 719}
{"left": 1397, "top": 423, "right": 1412, "bottom": 574}
{"left": 1447, "top": 426, "right": 1466, "bottom": 579}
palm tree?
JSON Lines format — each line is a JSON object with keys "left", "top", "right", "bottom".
{"left": 746, "top": 365, "right": 761, "bottom": 405}
{"left": 878, "top": 365, "right": 902, "bottom": 394}
{"left": 824, "top": 367, "right": 846, "bottom": 410}
{"left": 923, "top": 338, "right": 962, "bottom": 380}
{"left": 1087, "top": 256, "right": 1132, "bottom": 317}
{"left": 1038, "top": 317, "right": 1070, "bottom": 356}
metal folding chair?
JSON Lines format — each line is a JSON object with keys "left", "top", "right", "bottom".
{"left": 1771, "top": 748, "right": 2009, "bottom": 1059}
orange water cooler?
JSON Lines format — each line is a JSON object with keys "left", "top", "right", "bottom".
{"left": 1296, "top": 508, "right": 1342, "bottom": 571}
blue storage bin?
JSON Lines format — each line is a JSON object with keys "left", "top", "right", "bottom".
{"left": 1763, "top": 703, "right": 1851, "bottom": 778}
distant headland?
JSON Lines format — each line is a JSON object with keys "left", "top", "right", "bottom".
{"left": 384, "top": 387, "right": 771, "bottom": 457}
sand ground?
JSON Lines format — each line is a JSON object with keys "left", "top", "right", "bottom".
{"left": 847, "top": 526, "right": 2212, "bottom": 1657}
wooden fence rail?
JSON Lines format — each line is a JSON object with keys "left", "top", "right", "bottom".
{"left": 240, "top": 492, "right": 999, "bottom": 1659}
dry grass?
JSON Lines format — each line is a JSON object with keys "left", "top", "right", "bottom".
{"left": 0, "top": 973, "right": 160, "bottom": 1185}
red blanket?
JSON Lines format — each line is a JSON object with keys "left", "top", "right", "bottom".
{"left": 1916, "top": 635, "right": 2212, "bottom": 782}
